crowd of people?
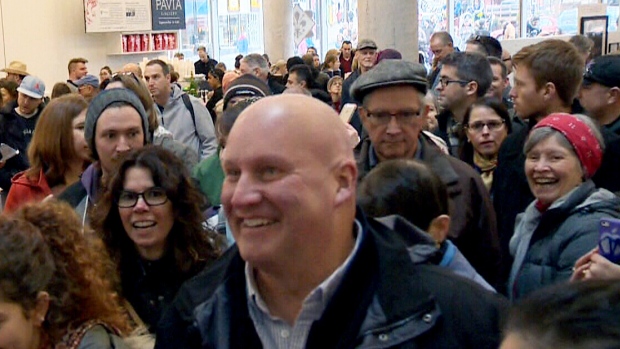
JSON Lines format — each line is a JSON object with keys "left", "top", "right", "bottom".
{"left": 0, "top": 30, "right": 618, "bottom": 348}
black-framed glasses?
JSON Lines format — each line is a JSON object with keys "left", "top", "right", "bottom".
{"left": 116, "top": 187, "right": 168, "bottom": 208}
{"left": 465, "top": 119, "right": 505, "bottom": 132}
{"left": 365, "top": 110, "right": 421, "bottom": 125}
{"left": 439, "top": 77, "right": 469, "bottom": 87}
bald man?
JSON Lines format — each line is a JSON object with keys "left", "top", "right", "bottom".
{"left": 155, "top": 95, "right": 506, "bottom": 349}
{"left": 121, "top": 63, "right": 143, "bottom": 79}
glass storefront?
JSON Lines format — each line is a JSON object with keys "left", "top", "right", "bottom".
{"left": 179, "top": 0, "right": 264, "bottom": 69}
{"left": 178, "top": 0, "right": 615, "bottom": 69}
{"left": 292, "top": 0, "right": 358, "bottom": 58}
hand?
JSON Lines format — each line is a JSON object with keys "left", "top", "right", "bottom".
{"left": 344, "top": 123, "right": 360, "bottom": 148}
{"left": 0, "top": 160, "right": 5, "bottom": 169}
{"left": 571, "top": 248, "right": 620, "bottom": 282}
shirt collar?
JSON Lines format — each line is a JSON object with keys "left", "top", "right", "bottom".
{"left": 245, "top": 219, "right": 364, "bottom": 318}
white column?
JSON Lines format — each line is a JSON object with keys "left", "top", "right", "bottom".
{"left": 357, "top": 0, "right": 418, "bottom": 63}
{"left": 262, "top": 0, "right": 294, "bottom": 61}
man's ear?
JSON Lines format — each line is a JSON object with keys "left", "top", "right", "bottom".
{"left": 542, "top": 82, "right": 557, "bottom": 100}
{"left": 334, "top": 161, "right": 358, "bottom": 207}
{"left": 608, "top": 87, "right": 620, "bottom": 104}
{"left": 165, "top": 74, "right": 171, "bottom": 83}
{"left": 427, "top": 214, "right": 450, "bottom": 243}
{"left": 358, "top": 106, "right": 368, "bottom": 126}
{"left": 466, "top": 81, "right": 479, "bottom": 97}
{"left": 31, "top": 291, "right": 50, "bottom": 327}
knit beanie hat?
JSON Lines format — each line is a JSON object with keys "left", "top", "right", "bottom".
{"left": 376, "top": 49, "right": 403, "bottom": 63}
{"left": 85, "top": 88, "right": 151, "bottom": 160}
{"left": 223, "top": 74, "right": 271, "bottom": 110}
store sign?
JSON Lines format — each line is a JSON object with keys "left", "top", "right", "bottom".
{"left": 151, "top": 0, "right": 186, "bottom": 30}
{"left": 84, "top": 0, "right": 151, "bottom": 33}
{"left": 293, "top": 4, "right": 315, "bottom": 47}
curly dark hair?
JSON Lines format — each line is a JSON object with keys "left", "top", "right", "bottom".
{"left": 0, "top": 216, "right": 54, "bottom": 312}
{"left": 91, "top": 145, "right": 223, "bottom": 278}
{"left": 2, "top": 201, "right": 132, "bottom": 345}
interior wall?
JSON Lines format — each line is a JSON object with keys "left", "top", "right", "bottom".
{"left": 0, "top": 0, "right": 158, "bottom": 95}
{"left": 0, "top": 1, "right": 6, "bottom": 70}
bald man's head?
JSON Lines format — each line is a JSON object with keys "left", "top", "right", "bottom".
{"left": 221, "top": 94, "right": 358, "bottom": 271}
{"left": 232, "top": 94, "right": 353, "bottom": 162}
{"left": 121, "top": 63, "right": 143, "bottom": 79}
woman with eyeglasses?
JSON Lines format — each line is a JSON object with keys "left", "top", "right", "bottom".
{"left": 459, "top": 97, "right": 512, "bottom": 192}
{"left": 91, "top": 145, "right": 224, "bottom": 332}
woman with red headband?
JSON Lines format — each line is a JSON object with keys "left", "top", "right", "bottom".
{"left": 508, "top": 113, "right": 620, "bottom": 301}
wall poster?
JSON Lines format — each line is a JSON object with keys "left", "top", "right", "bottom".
{"left": 84, "top": 0, "right": 152, "bottom": 33}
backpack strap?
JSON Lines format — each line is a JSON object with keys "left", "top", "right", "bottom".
{"left": 181, "top": 93, "right": 200, "bottom": 139}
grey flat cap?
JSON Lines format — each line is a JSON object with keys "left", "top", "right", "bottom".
{"left": 357, "top": 39, "right": 378, "bottom": 51}
{"left": 350, "top": 60, "right": 428, "bottom": 103}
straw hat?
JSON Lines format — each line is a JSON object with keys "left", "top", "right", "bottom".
{"left": 1, "top": 61, "right": 29, "bottom": 76}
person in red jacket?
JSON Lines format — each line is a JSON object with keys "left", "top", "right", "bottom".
{"left": 5, "top": 94, "right": 90, "bottom": 212}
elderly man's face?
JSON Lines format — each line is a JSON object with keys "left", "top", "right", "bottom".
{"left": 360, "top": 85, "right": 427, "bottom": 162}
{"left": 358, "top": 49, "right": 377, "bottom": 70}
{"left": 430, "top": 37, "right": 454, "bottom": 62}
{"left": 221, "top": 96, "right": 354, "bottom": 269}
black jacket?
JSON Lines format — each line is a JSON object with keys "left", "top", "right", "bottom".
{"left": 267, "top": 74, "right": 285, "bottom": 95}
{"left": 194, "top": 58, "right": 218, "bottom": 76}
{"left": 0, "top": 101, "right": 44, "bottom": 191}
{"left": 155, "top": 210, "right": 507, "bottom": 349}
{"left": 205, "top": 87, "right": 223, "bottom": 124}
{"left": 121, "top": 249, "right": 206, "bottom": 331}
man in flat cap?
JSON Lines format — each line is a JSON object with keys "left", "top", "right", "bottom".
{"left": 341, "top": 39, "right": 378, "bottom": 138}
{"left": 352, "top": 59, "right": 501, "bottom": 288}
{"left": 579, "top": 55, "right": 620, "bottom": 136}
{"left": 155, "top": 93, "right": 506, "bottom": 349}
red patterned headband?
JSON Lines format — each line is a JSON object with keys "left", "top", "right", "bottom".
{"left": 532, "top": 113, "right": 603, "bottom": 178}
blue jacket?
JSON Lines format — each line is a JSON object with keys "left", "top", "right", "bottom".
{"left": 154, "top": 210, "right": 507, "bottom": 349}
{"left": 509, "top": 180, "right": 620, "bottom": 300}
{"left": 376, "top": 215, "right": 494, "bottom": 291}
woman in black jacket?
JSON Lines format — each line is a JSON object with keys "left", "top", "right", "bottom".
{"left": 91, "top": 146, "right": 224, "bottom": 331}
{"left": 206, "top": 68, "right": 225, "bottom": 124}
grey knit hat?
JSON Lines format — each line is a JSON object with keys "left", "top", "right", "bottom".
{"left": 85, "top": 88, "right": 151, "bottom": 160}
